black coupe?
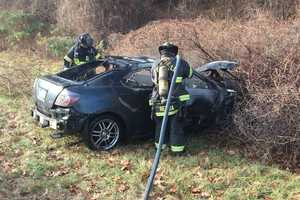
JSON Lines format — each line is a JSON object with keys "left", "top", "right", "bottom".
{"left": 31, "top": 56, "right": 239, "bottom": 150}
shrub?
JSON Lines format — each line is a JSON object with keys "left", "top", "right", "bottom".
{"left": 44, "top": 36, "right": 73, "bottom": 57}
{"left": 234, "top": 87, "right": 300, "bottom": 168}
{"left": 0, "top": 10, "right": 45, "bottom": 45}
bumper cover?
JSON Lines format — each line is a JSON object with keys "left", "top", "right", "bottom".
{"left": 31, "top": 107, "right": 87, "bottom": 133}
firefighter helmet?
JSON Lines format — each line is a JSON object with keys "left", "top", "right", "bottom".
{"left": 158, "top": 42, "right": 178, "bottom": 56}
{"left": 77, "top": 33, "right": 94, "bottom": 48}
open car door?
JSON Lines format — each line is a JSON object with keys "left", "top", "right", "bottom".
{"left": 185, "top": 73, "right": 220, "bottom": 121}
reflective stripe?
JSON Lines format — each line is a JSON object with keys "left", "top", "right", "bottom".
{"left": 74, "top": 58, "right": 87, "bottom": 65}
{"left": 179, "top": 94, "right": 190, "bottom": 101}
{"left": 176, "top": 77, "right": 183, "bottom": 83}
{"left": 95, "top": 53, "right": 102, "bottom": 59}
{"left": 155, "top": 109, "right": 178, "bottom": 117}
{"left": 155, "top": 143, "right": 166, "bottom": 150}
{"left": 149, "top": 100, "right": 153, "bottom": 106}
{"left": 64, "top": 56, "right": 73, "bottom": 63}
{"left": 159, "top": 106, "right": 165, "bottom": 111}
{"left": 189, "top": 67, "right": 193, "bottom": 78}
{"left": 171, "top": 145, "right": 185, "bottom": 152}
{"left": 169, "top": 64, "right": 176, "bottom": 71}
{"left": 158, "top": 105, "right": 175, "bottom": 112}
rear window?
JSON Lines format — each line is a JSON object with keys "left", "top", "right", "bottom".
{"left": 57, "top": 61, "right": 116, "bottom": 82}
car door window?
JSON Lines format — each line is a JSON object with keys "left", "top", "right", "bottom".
{"left": 185, "top": 74, "right": 210, "bottom": 89}
{"left": 123, "top": 68, "right": 153, "bottom": 88}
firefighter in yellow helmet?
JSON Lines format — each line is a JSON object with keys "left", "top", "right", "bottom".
{"left": 149, "top": 42, "right": 193, "bottom": 155}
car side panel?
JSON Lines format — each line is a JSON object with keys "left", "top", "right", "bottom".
{"left": 186, "top": 88, "right": 219, "bottom": 117}
{"left": 68, "top": 70, "right": 153, "bottom": 138}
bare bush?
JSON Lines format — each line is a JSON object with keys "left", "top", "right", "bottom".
{"left": 109, "top": 13, "right": 300, "bottom": 167}
{"left": 31, "top": 0, "right": 58, "bottom": 23}
{"left": 55, "top": 0, "right": 154, "bottom": 38}
{"left": 1, "top": 0, "right": 298, "bottom": 37}
{"left": 233, "top": 87, "right": 300, "bottom": 168}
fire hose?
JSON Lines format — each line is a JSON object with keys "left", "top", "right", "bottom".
{"left": 143, "top": 55, "right": 181, "bottom": 200}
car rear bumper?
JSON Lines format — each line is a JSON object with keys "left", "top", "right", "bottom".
{"left": 31, "top": 107, "right": 87, "bottom": 133}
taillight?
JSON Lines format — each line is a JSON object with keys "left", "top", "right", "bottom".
{"left": 55, "top": 89, "right": 80, "bottom": 107}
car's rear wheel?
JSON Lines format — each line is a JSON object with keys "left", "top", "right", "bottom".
{"left": 83, "top": 115, "right": 123, "bottom": 151}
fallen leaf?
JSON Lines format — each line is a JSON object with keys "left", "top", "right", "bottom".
{"left": 170, "top": 184, "right": 177, "bottom": 194}
{"left": 153, "top": 171, "right": 167, "bottom": 191}
{"left": 216, "top": 190, "right": 224, "bottom": 197}
{"left": 107, "top": 156, "right": 116, "bottom": 166}
{"left": 208, "top": 176, "right": 216, "bottom": 183}
{"left": 8, "top": 121, "right": 17, "bottom": 129}
{"left": 111, "top": 149, "right": 120, "bottom": 155}
{"left": 196, "top": 171, "right": 204, "bottom": 178}
{"left": 120, "top": 160, "right": 131, "bottom": 171}
{"left": 191, "top": 187, "right": 201, "bottom": 194}
{"left": 45, "top": 167, "right": 70, "bottom": 177}
{"left": 113, "top": 176, "right": 122, "bottom": 182}
{"left": 291, "top": 192, "right": 300, "bottom": 200}
{"left": 264, "top": 197, "right": 273, "bottom": 200}
{"left": 91, "top": 193, "right": 101, "bottom": 200}
{"left": 118, "top": 184, "right": 129, "bottom": 192}
{"left": 141, "top": 171, "right": 149, "bottom": 183}
{"left": 14, "top": 149, "right": 23, "bottom": 157}
{"left": 200, "top": 191, "right": 211, "bottom": 198}
{"left": 69, "top": 185, "right": 79, "bottom": 194}
{"left": 0, "top": 154, "right": 4, "bottom": 162}
{"left": 2, "top": 161, "right": 13, "bottom": 172}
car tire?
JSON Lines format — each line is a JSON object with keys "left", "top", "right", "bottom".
{"left": 82, "top": 115, "right": 123, "bottom": 151}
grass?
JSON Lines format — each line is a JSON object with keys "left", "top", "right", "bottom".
{"left": 0, "top": 51, "right": 300, "bottom": 200}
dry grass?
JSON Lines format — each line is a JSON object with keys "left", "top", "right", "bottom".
{"left": 0, "top": 51, "right": 61, "bottom": 96}
{"left": 1, "top": 93, "right": 300, "bottom": 200}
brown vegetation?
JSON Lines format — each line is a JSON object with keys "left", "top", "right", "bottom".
{"left": 0, "top": 0, "right": 298, "bottom": 36}
{"left": 109, "top": 12, "right": 300, "bottom": 168}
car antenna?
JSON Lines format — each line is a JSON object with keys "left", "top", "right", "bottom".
{"left": 143, "top": 55, "right": 181, "bottom": 200}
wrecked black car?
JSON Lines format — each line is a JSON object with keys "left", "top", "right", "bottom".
{"left": 31, "top": 56, "right": 239, "bottom": 150}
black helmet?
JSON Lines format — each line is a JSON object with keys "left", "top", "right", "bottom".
{"left": 77, "top": 33, "right": 94, "bottom": 48}
{"left": 158, "top": 42, "right": 178, "bottom": 56}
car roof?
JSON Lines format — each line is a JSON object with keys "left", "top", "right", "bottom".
{"left": 105, "top": 56, "right": 155, "bottom": 70}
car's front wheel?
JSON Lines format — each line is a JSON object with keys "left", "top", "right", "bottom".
{"left": 83, "top": 115, "right": 123, "bottom": 151}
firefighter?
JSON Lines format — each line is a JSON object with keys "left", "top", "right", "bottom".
{"left": 63, "top": 33, "right": 102, "bottom": 69}
{"left": 149, "top": 42, "right": 193, "bottom": 155}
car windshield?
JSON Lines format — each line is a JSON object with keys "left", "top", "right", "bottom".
{"left": 57, "top": 61, "right": 116, "bottom": 82}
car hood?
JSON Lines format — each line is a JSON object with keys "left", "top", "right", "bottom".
{"left": 196, "top": 60, "right": 238, "bottom": 72}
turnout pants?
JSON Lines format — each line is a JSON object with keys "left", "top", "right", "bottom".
{"left": 154, "top": 113, "right": 185, "bottom": 153}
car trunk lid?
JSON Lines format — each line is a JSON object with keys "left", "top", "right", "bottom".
{"left": 33, "top": 75, "right": 82, "bottom": 114}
